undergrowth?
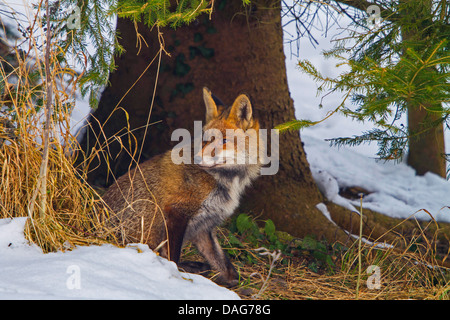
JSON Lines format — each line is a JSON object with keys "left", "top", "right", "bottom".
{"left": 0, "top": 2, "right": 116, "bottom": 253}
{"left": 182, "top": 213, "right": 450, "bottom": 300}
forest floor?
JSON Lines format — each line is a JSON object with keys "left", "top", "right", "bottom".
{"left": 1, "top": 211, "right": 449, "bottom": 299}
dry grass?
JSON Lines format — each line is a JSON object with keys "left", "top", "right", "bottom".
{"left": 219, "top": 226, "right": 450, "bottom": 300}
{"left": 176, "top": 217, "right": 450, "bottom": 300}
{"left": 0, "top": 134, "right": 115, "bottom": 252}
{"left": 0, "top": 2, "right": 159, "bottom": 253}
{"left": 250, "top": 250, "right": 449, "bottom": 300}
{"left": 0, "top": 10, "right": 116, "bottom": 253}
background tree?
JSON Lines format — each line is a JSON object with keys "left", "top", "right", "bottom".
{"left": 280, "top": 0, "right": 449, "bottom": 178}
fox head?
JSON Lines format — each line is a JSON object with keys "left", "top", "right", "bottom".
{"left": 195, "top": 87, "right": 261, "bottom": 169}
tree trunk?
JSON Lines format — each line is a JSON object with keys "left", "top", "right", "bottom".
{"left": 407, "top": 105, "right": 446, "bottom": 177}
{"left": 400, "top": 0, "right": 446, "bottom": 178}
{"left": 79, "top": 0, "right": 352, "bottom": 242}
{"left": 78, "top": 0, "right": 449, "bottom": 257}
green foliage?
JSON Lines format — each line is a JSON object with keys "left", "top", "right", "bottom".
{"left": 325, "top": 38, "right": 449, "bottom": 161}
{"left": 36, "top": 0, "right": 123, "bottom": 109}
{"left": 275, "top": 119, "right": 316, "bottom": 132}
{"left": 116, "top": 0, "right": 211, "bottom": 28}
{"left": 225, "top": 214, "right": 340, "bottom": 273}
{"left": 293, "top": 235, "right": 340, "bottom": 273}
{"left": 225, "top": 214, "right": 287, "bottom": 264}
{"left": 279, "top": 0, "right": 450, "bottom": 163}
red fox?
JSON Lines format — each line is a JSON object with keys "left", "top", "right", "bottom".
{"left": 102, "top": 87, "right": 261, "bottom": 286}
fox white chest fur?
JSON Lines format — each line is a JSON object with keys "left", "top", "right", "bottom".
{"left": 184, "top": 166, "right": 260, "bottom": 242}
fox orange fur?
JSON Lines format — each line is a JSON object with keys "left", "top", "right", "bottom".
{"left": 102, "top": 87, "right": 261, "bottom": 285}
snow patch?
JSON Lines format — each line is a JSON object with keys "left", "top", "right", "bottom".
{"left": 303, "top": 135, "right": 450, "bottom": 223}
{"left": 0, "top": 218, "right": 240, "bottom": 300}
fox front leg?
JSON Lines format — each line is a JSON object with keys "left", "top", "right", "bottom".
{"left": 159, "top": 204, "right": 191, "bottom": 263}
{"left": 192, "top": 229, "right": 239, "bottom": 287}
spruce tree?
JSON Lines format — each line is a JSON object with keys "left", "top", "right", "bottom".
{"left": 278, "top": 0, "right": 449, "bottom": 178}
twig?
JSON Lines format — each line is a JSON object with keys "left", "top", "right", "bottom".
{"left": 37, "top": 0, "right": 53, "bottom": 219}
{"left": 252, "top": 247, "right": 282, "bottom": 299}
{"left": 355, "top": 194, "right": 364, "bottom": 299}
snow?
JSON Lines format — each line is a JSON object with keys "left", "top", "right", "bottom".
{"left": 0, "top": 218, "right": 239, "bottom": 299}
{"left": 304, "top": 135, "right": 450, "bottom": 222}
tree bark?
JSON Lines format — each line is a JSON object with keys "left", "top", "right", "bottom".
{"left": 400, "top": 0, "right": 446, "bottom": 177}
{"left": 407, "top": 105, "right": 446, "bottom": 177}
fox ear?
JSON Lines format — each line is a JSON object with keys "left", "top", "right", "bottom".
{"left": 228, "top": 94, "right": 253, "bottom": 129}
{"left": 203, "top": 87, "right": 218, "bottom": 123}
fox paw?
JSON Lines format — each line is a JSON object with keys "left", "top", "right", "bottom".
{"left": 178, "top": 261, "right": 211, "bottom": 276}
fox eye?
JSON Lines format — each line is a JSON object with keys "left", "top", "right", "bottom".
{"left": 222, "top": 139, "right": 228, "bottom": 144}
